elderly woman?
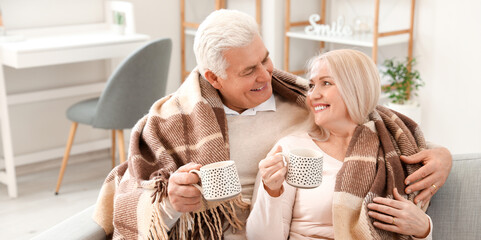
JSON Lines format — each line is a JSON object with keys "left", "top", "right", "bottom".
{"left": 246, "top": 49, "right": 433, "bottom": 239}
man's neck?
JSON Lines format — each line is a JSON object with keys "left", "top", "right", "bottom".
{"left": 223, "top": 94, "right": 276, "bottom": 116}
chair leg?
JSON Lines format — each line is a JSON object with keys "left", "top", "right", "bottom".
{"left": 111, "top": 130, "right": 116, "bottom": 168}
{"left": 55, "top": 122, "right": 78, "bottom": 195}
{"left": 116, "top": 129, "right": 126, "bottom": 164}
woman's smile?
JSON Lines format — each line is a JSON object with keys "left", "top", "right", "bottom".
{"left": 313, "top": 103, "right": 330, "bottom": 112}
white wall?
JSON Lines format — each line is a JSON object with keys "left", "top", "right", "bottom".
{"left": 415, "top": 0, "right": 481, "bottom": 154}
{"left": 1, "top": 0, "right": 104, "bottom": 29}
{"left": 0, "top": 0, "right": 479, "bottom": 166}
{"left": 127, "top": 0, "right": 181, "bottom": 94}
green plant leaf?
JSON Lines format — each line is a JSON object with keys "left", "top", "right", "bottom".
{"left": 381, "top": 57, "right": 424, "bottom": 104}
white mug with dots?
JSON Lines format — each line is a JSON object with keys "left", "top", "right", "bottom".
{"left": 189, "top": 160, "right": 242, "bottom": 201}
{"left": 276, "top": 148, "right": 323, "bottom": 188}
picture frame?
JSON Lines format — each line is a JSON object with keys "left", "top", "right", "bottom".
{"left": 105, "top": 1, "right": 136, "bottom": 34}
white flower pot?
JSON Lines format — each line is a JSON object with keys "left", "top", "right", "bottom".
{"left": 385, "top": 101, "right": 422, "bottom": 125}
{"left": 112, "top": 24, "right": 126, "bottom": 35}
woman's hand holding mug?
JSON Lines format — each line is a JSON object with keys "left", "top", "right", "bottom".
{"left": 259, "top": 145, "right": 324, "bottom": 197}
{"left": 258, "top": 146, "right": 287, "bottom": 197}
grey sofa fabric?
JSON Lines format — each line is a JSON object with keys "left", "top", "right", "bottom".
{"left": 31, "top": 205, "right": 106, "bottom": 240}
{"left": 33, "top": 153, "right": 481, "bottom": 239}
{"left": 427, "top": 153, "right": 481, "bottom": 240}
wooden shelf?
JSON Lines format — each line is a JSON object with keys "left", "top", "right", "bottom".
{"left": 286, "top": 30, "right": 410, "bottom": 48}
{"left": 184, "top": 29, "right": 197, "bottom": 36}
{"left": 284, "top": 0, "right": 416, "bottom": 73}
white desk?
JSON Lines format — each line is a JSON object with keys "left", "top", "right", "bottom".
{"left": 0, "top": 23, "right": 150, "bottom": 197}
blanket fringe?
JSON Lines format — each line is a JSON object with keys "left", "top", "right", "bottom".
{"left": 149, "top": 201, "right": 169, "bottom": 239}
{"left": 163, "top": 195, "right": 249, "bottom": 240}
{"left": 148, "top": 180, "right": 169, "bottom": 240}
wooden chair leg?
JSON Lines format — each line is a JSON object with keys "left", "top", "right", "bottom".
{"left": 55, "top": 122, "right": 78, "bottom": 195}
{"left": 116, "top": 129, "right": 126, "bottom": 164}
{"left": 111, "top": 130, "right": 116, "bottom": 168}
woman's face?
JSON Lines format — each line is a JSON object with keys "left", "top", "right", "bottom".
{"left": 307, "top": 60, "right": 354, "bottom": 129}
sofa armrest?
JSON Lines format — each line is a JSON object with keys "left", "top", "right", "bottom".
{"left": 32, "top": 205, "right": 106, "bottom": 240}
{"left": 427, "top": 153, "right": 481, "bottom": 240}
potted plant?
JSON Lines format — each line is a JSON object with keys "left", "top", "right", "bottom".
{"left": 380, "top": 57, "right": 424, "bottom": 124}
{"left": 112, "top": 11, "right": 126, "bottom": 34}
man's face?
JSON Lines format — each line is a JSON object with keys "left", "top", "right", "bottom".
{"left": 207, "top": 35, "right": 274, "bottom": 113}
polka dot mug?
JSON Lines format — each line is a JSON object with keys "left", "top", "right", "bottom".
{"left": 276, "top": 148, "right": 323, "bottom": 188}
{"left": 189, "top": 160, "right": 242, "bottom": 201}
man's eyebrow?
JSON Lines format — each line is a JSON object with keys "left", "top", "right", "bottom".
{"left": 240, "top": 65, "right": 257, "bottom": 76}
{"left": 239, "top": 51, "right": 269, "bottom": 76}
{"left": 262, "top": 51, "right": 270, "bottom": 61}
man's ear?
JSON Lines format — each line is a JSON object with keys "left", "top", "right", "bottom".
{"left": 204, "top": 70, "right": 222, "bottom": 90}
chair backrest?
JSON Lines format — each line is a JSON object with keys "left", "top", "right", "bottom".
{"left": 92, "top": 38, "right": 172, "bottom": 129}
{"left": 427, "top": 153, "right": 481, "bottom": 240}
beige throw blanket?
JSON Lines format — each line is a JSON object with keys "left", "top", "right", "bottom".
{"left": 93, "top": 68, "right": 307, "bottom": 240}
{"left": 333, "top": 105, "right": 427, "bottom": 239}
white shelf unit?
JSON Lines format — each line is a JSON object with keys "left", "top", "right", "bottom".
{"left": 284, "top": 0, "right": 416, "bottom": 75}
{"left": 180, "top": 0, "right": 262, "bottom": 81}
{"left": 286, "top": 30, "right": 410, "bottom": 48}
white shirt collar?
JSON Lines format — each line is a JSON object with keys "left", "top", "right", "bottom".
{"left": 223, "top": 94, "right": 276, "bottom": 116}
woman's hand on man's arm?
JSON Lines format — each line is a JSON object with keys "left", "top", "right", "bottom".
{"left": 367, "top": 188, "right": 431, "bottom": 238}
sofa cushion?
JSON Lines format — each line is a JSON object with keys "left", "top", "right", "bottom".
{"left": 427, "top": 153, "right": 481, "bottom": 240}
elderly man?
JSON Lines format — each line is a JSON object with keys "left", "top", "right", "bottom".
{"left": 94, "top": 9, "right": 452, "bottom": 240}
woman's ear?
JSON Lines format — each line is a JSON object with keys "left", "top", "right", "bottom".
{"left": 204, "top": 70, "right": 222, "bottom": 90}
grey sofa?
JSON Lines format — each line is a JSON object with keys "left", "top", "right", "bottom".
{"left": 427, "top": 153, "right": 481, "bottom": 239}
{"left": 33, "top": 153, "right": 481, "bottom": 240}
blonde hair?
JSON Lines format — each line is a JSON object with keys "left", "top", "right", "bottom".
{"left": 306, "top": 49, "right": 381, "bottom": 140}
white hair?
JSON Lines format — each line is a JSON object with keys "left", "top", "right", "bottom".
{"left": 193, "top": 9, "right": 260, "bottom": 79}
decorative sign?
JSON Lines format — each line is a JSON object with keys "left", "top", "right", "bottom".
{"left": 353, "top": 16, "right": 372, "bottom": 34}
{"left": 305, "top": 14, "right": 353, "bottom": 37}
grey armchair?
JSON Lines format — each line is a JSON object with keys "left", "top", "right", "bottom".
{"left": 54, "top": 38, "right": 172, "bottom": 194}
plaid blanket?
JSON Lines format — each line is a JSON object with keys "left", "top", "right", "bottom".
{"left": 333, "top": 105, "right": 427, "bottom": 239}
{"left": 93, "top": 68, "right": 307, "bottom": 240}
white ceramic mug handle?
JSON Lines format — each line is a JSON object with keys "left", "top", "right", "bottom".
{"left": 189, "top": 169, "right": 203, "bottom": 193}
{"left": 274, "top": 152, "right": 289, "bottom": 169}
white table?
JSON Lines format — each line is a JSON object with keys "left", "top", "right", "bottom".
{"left": 0, "top": 23, "right": 150, "bottom": 197}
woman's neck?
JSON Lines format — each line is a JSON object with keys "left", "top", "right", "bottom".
{"left": 328, "top": 119, "right": 357, "bottom": 141}
{"left": 315, "top": 122, "right": 357, "bottom": 161}
{"left": 328, "top": 132, "right": 353, "bottom": 148}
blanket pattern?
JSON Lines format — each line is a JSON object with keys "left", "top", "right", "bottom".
{"left": 333, "top": 105, "right": 427, "bottom": 240}
{"left": 93, "top": 68, "right": 307, "bottom": 240}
